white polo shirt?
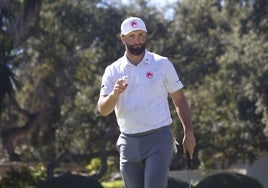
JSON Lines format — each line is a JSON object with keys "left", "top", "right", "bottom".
{"left": 100, "top": 50, "right": 183, "bottom": 134}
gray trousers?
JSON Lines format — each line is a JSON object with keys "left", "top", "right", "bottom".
{"left": 116, "top": 126, "right": 174, "bottom": 188}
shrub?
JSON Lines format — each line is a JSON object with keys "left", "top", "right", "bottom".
{"left": 0, "top": 164, "right": 46, "bottom": 188}
{"left": 167, "top": 177, "right": 190, "bottom": 188}
{"left": 101, "top": 180, "right": 123, "bottom": 188}
{"left": 195, "top": 172, "right": 264, "bottom": 188}
{"left": 36, "top": 172, "right": 103, "bottom": 188}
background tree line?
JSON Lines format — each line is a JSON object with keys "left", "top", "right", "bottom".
{"left": 0, "top": 0, "right": 267, "bottom": 179}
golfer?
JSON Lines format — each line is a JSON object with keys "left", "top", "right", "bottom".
{"left": 97, "top": 17, "right": 196, "bottom": 188}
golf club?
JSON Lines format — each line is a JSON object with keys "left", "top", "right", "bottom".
{"left": 186, "top": 152, "right": 192, "bottom": 188}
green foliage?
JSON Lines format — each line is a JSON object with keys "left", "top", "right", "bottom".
{"left": 36, "top": 172, "right": 103, "bottom": 188}
{"left": 86, "top": 158, "right": 101, "bottom": 176}
{"left": 86, "top": 157, "right": 120, "bottom": 181}
{"left": 195, "top": 172, "right": 264, "bottom": 188}
{"left": 167, "top": 177, "right": 189, "bottom": 188}
{"left": 0, "top": 164, "right": 46, "bottom": 188}
{"left": 171, "top": 0, "right": 268, "bottom": 169}
{"left": 101, "top": 180, "right": 123, "bottom": 188}
{"left": 0, "top": 0, "right": 267, "bottom": 179}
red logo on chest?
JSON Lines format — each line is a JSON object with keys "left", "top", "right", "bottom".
{"left": 146, "top": 71, "right": 154, "bottom": 79}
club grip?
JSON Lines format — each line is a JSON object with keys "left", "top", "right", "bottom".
{"left": 186, "top": 152, "right": 191, "bottom": 169}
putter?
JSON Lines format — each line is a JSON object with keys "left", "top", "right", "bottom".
{"left": 186, "top": 152, "right": 192, "bottom": 188}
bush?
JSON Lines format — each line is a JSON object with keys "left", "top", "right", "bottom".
{"left": 195, "top": 172, "right": 264, "bottom": 188}
{"left": 167, "top": 177, "right": 190, "bottom": 188}
{"left": 101, "top": 180, "right": 123, "bottom": 188}
{"left": 0, "top": 164, "right": 46, "bottom": 188}
{"left": 36, "top": 172, "right": 103, "bottom": 188}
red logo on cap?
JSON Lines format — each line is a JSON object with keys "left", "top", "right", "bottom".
{"left": 130, "top": 20, "right": 138, "bottom": 28}
{"left": 146, "top": 71, "right": 153, "bottom": 79}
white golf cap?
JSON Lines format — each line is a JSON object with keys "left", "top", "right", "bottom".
{"left": 121, "top": 17, "right": 147, "bottom": 35}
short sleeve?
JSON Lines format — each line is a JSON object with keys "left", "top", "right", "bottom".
{"left": 163, "top": 60, "right": 184, "bottom": 93}
{"left": 99, "top": 65, "right": 115, "bottom": 96}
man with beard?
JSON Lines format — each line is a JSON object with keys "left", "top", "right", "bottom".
{"left": 97, "top": 17, "right": 196, "bottom": 188}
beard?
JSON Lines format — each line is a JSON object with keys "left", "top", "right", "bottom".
{"left": 126, "top": 43, "right": 146, "bottom": 56}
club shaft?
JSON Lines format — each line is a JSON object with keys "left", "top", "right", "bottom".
{"left": 187, "top": 169, "right": 191, "bottom": 188}
{"left": 187, "top": 152, "right": 191, "bottom": 188}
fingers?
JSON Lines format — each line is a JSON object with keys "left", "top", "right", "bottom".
{"left": 183, "top": 138, "right": 196, "bottom": 159}
{"left": 114, "top": 79, "right": 128, "bottom": 94}
{"left": 188, "top": 150, "right": 194, "bottom": 159}
{"left": 183, "top": 145, "right": 194, "bottom": 159}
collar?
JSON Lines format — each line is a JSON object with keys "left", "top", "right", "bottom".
{"left": 122, "top": 49, "right": 151, "bottom": 66}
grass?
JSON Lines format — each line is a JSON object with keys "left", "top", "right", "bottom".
{"left": 101, "top": 180, "right": 124, "bottom": 188}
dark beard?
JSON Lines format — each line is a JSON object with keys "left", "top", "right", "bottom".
{"left": 126, "top": 43, "right": 146, "bottom": 55}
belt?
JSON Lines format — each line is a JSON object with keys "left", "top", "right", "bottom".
{"left": 122, "top": 126, "right": 169, "bottom": 137}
